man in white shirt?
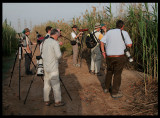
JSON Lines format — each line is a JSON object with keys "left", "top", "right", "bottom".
{"left": 90, "top": 23, "right": 103, "bottom": 76}
{"left": 100, "top": 20, "right": 132, "bottom": 98}
{"left": 40, "top": 29, "right": 65, "bottom": 107}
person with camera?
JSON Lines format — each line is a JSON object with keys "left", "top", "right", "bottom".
{"left": 22, "top": 28, "right": 35, "bottom": 75}
{"left": 100, "top": 20, "right": 132, "bottom": 98}
{"left": 70, "top": 25, "right": 83, "bottom": 67}
{"left": 90, "top": 23, "right": 103, "bottom": 76}
{"left": 40, "top": 29, "right": 65, "bottom": 107}
{"left": 100, "top": 23, "right": 107, "bottom": 35}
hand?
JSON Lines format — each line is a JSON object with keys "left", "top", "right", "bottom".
{"left": 102, "top": 52, "right": 106, "bottom": 59}
{"left": 59, "top": 41, "right": 63, "bottom": 46}
{"left": 32, "top": 42, "right": 37, "bottom": 45}
{"left": 28, "top": 50, "right": 31, "bottom": 53}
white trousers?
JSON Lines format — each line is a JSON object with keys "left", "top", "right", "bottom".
{"left": 43, "top": 70, "right": 61, "bottom": 103}
{"left": 90, "top": 45, "right": 102, "bottom": 73}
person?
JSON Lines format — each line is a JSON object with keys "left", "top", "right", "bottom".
{"left": 22, "top": 28, "right": 34, "bottom": 75}
{"left": 40, "top": 29, "right": 65, "bottom": 107}
{"left": 90, "top": 22, "right": 103, "bottom": 76}
{"left": 70, "top": 25, "right": 83, "bottom": 67}
{"left": 45, "top": 26, "right": 52, "bottom": 39}
{"left": 100, "top": 23, "right": 107, "bottom": 35}
{"left": 100, "top": 20, "right": 132, "bottom": 98}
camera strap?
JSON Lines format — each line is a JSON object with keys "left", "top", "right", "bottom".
{"left": 92, "top": 30, "right": 99, "bottom": 43}
{"left": 120, "top": 29, "right": 127, "bottom": 48}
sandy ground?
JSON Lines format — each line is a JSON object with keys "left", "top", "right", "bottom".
{"left": 2, "top": 45, "right": 157, "bottom": 116}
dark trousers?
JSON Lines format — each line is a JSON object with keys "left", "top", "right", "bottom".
{"left": 105, "top": 56, "right": 127, "bottom": 95}
{"left": 25, "top": 53, "right": 32, "bottom": 74}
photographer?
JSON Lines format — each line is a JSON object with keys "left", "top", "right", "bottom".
{"left": 90, "top": 23, "right": 103, "bottom": 76}
{"left": 45, "top": 26, "right": 52, "bottom": 39}
{"left": 70, "top": 25, "right": 83, "bottom": 67}
{"left": 22, "top": 28, "right": 35, "bottom": 75}
{"left": 40, "top": 29, "right": 65, "bottom": 107}
{"left": 100, "top": 23, "right": 107, "bottom": 35}
{"left": 100, "top": 20, "right": 132, "bottom": 98}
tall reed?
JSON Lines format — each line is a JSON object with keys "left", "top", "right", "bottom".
{"left": 2, "top": 19, "right": 18, "bottom": 56}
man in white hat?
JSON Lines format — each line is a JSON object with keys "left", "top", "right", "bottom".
{"left": 90, "top": 23, "right": 103, "bottom": 76}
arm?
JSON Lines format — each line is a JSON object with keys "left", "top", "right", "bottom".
{"left": 100, "top": 41, "right": 106, "bottom": 59}
{"left": 54, "top": 41, "right": 62, "bottom": 59}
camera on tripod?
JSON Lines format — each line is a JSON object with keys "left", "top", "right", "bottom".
{"left": 36, "top": 31, "right": 44, "bottom": 45}
{"left": 78, "top": 29, "right": 88, "bottom": 32}
{"left": 36, "top": 56, "right": 44, "bottom": 76}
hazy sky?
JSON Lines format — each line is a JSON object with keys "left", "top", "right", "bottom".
{"left": 2, "top": 3, "right": 155, "bottom": 32}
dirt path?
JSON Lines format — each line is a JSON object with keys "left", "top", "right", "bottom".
{"left": 2, "top": 45, "right": 155, "bottom": 115}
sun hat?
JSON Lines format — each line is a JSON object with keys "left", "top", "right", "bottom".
{"left": 94, "top": 23, "right": 101, "bottom": 29}
{"left": 23, "top": 28, "right": 30, "bottom": 33}
{"left": 72, "top": 25, "right": 78, "bottom": 28}
{"left": 101, "top": 23, "right": 106, "bottom": 27}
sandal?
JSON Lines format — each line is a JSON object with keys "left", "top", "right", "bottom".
{"left": 54, "top": 101, "right": 65, "bottom": 107}
{"left": 45, "top": 101, "right": 51, "bottom": 106}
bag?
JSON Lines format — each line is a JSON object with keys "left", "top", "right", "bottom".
{"left": 85, "top": 31, "right": 98, "bottom": 48}
{"left": 70, "top": 40, "right": 77, "bottom": 45}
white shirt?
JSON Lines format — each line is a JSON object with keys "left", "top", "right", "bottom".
{"left": 40, "top": 38, "right": 62, "bottom": 73}
{"left": 71, "top": 31, "right": 76, "bottom": 39}
{"left": 101, "top": 29, "right": 132, "bottom": 56}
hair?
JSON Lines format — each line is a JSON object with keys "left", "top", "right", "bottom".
{"left": 45, "top": 26, "right": 52, "bottom": 33}
{"left": 50, "top": 29, "right": 59, "bottom": 36}
{"left": 116, "top": 20, "right": 124, "bottom": 29}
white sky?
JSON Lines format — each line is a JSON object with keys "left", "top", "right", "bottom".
{"left": 2, "top": 3, "right": 155, "bottom": 32}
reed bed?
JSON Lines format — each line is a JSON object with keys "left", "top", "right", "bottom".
{"left": 2, "top": 19, "right": 18, "bottom": 56}
{"left": 28, "top": 3, "right": 158, "bottom": 94}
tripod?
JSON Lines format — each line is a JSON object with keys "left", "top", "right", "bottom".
{"left": 24, "top": 74, "right": 72, "bottom": 104}
{"left": 78, "top": 32, "right": 85, "bottom": 67}
{"left": 8, "top": 43, "right": 23, "bottom": 100}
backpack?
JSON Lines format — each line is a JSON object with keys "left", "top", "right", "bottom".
{"left": 85, "top": 31, "right": 98, "bottom": 48}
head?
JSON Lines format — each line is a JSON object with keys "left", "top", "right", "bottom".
{"left": 57, "top": 29, "right": 62, "bottom": 36}
{"left": 101, "top": 23, "right": 106, "bottom": 30}
{"left": 45, "top": 26, "right": 52, "bottom": 34}
{"left": 72, "top": 25, "right": 78, "bottom": 31}
{"left": 116, "top": 20, "right": 124, "bottom": 29}
{"left": 50, "top": 29, "right": 60, "bottom": 40}
{"left": 94, "top": 23, "right": 101, "bottom": 31}
{"left": 24, "top": 28, "right": 30, "bottom": 36}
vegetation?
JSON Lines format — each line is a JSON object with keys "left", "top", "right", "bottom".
{"left": 2, "top": 19, "right": 19, "bottom": 56}
{"left": 3, "top": 3, "right": 158, "bottom": 95}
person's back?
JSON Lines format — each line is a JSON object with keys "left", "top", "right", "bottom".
{"left": 41, "top": 37, "right": 61, "bottom": 73}
{"left": 104, "top": 28, "right": 132, "bottom": 56}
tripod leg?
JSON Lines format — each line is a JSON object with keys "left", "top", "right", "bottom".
{"left": 8, "top": 49, "right": 18, "bottom": 87}
{"left": 32, "top": 44, "right": 38, "bottom": 57}
{"left": 59, "top": 76, "right": 72, "bottom": 101}
{"left": 41, "top": 76, "right": 44, "bottom": 82}
{"left": 19, "top": 58, "right": 21, "bottom": 100}
{"left": 24, "top": 73, "right": 37, "bottom": 104}
{"left": 23, "top": 49, "right": 36, "bottom": 69}
{"left": 79, "top": 35, "right": 84, "bottom": 67}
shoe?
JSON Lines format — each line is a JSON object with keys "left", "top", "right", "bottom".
{"left": 104, "top": 89, "right": 109, "bottom": 93}
{"left": 73, "top": 64, "right": 80, "bottom": 67}
{"left": 111, "top": 92, "right": 123, "bottom": 98}
{"left": 54, "top": 101, "right": 65, "bottom": 107}
{"left": 89, "top": 70, "right": 95, "bottom": 75}
{"left": 95, "top": 72, "right": 102, "bottom": 76}
{"left": 44, "top": 101, "right": 51, "bottom": 106}
{"left": 75, "top": 64, "right": 80, "bottom": 67}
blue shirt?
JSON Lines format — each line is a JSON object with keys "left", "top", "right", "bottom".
{"left": 101, "top": 29, "right": 132, "bottom": 56}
